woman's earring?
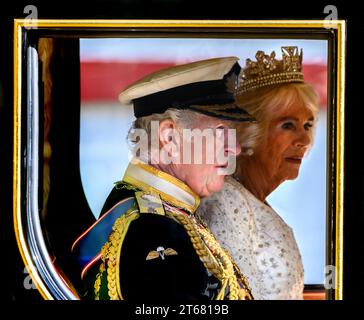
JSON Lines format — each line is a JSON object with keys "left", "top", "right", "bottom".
{"left": 244, "top": 148, "right": 254, "bottom": 156}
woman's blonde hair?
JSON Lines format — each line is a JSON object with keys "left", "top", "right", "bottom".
{"left": 235, "top": 83, "right": 320, "bottom": 154}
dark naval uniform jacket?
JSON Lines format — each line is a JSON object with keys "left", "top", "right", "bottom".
{"left": 71, "top": 160, "right": 252, "bottom": 301}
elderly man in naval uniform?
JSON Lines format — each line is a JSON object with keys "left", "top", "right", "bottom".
{"left": 71, "top": 56, "right": 255, "bottom": 301}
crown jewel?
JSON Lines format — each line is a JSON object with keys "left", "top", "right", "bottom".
{"left": 238, "top": 46, "right": 304, "bottom": 93}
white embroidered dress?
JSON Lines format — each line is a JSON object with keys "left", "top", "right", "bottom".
{"left": 197, "top": 176, "right": 304, "bottom": 300}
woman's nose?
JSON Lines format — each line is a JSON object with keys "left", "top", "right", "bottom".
{"left": 294, "top": 129, "right": 312, "bottom": 148}
{"left": 225, "top": 134, "right": 241, "bottom": 156}
{"left": 234, "top": 140, "right": 242, "bottom": 156}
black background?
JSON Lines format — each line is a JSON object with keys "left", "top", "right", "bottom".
{"left": 1, "top": 0, "right": 363, "bottom": 314}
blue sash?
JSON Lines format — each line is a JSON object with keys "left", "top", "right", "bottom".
{"left": 72, "top": 197, "right": 135, "bottom": 274}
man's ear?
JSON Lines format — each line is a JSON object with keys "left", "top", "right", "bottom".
{"left": 159, "top": 119, "right": 178, "bottom": 148}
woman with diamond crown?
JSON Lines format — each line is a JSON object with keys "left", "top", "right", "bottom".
{"left": 197, "top": 46, "right": 320, "bottom": 300}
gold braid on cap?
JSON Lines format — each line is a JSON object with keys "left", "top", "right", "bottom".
{"left": 238, "top": 46, "right": 304, "bottom": 94}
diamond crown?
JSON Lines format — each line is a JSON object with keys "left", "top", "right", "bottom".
{"left": 238, "top": 46, "right": 304, "bottom": 93}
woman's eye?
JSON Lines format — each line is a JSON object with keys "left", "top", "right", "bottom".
{"left": 281, "top": 122, "right": 295, "bottom": 130}
{"left": 304, "top": 123, "right": 313, "bottom": 131}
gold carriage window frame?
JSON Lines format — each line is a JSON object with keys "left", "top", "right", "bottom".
{"left": 13, "top": 19, "right": 346, "bottom": 300}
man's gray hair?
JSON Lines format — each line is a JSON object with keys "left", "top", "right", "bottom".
{"left": 127, "top": 108, "right": 200, "bottom": 156}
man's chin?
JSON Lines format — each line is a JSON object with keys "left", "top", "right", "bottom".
{"left": 204, "top": 181, "right": 225, "bottom": 197}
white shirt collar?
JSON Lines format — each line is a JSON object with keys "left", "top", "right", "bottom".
{"left": 122, "top": 160, "right": 200, "bottom": 214}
